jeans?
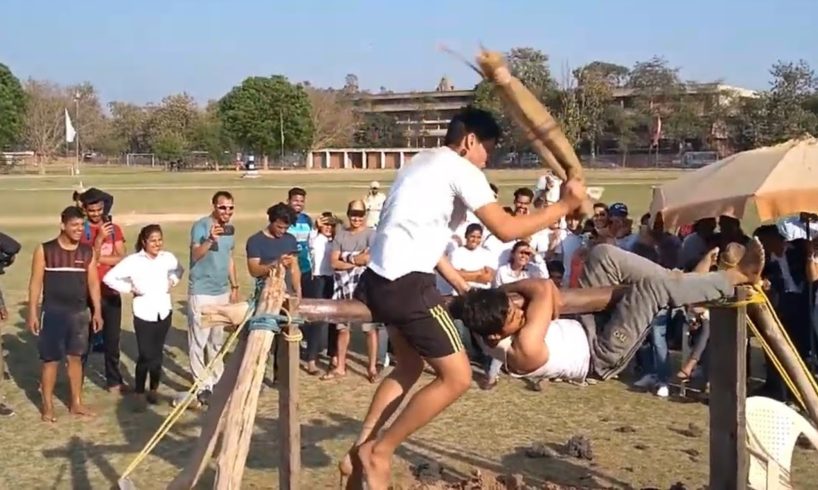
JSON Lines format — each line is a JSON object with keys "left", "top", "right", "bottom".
{"left": 82, "top": 294, "right": 124, "bottom": 388}
{"left": 649, "top": 309, "right": 670, "bottom": 383}
{"left": 304, "top": 275, "right": 333, "bottom": 362}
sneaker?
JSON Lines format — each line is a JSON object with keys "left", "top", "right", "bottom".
{"left": 197, "top": 389, "right": 212, "bottom": 406}
{"left": 633, "top": 374, "right": 658, "bottom": 389}
{"left": 655, "top": 384, "right": 670, "bottom": 398}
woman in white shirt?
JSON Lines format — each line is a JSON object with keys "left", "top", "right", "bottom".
{"left": 306, "top": 212, "right": 336, "bottom": 375}
{"left": 104, "top": 225, "right": 184, "bottom": 405}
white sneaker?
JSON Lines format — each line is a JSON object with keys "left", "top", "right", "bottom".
{"left": 656, "top": 384, "right": 670, "bottom": 398}
{"left": 633, "top": 374, "right": 658, "bottom": 388}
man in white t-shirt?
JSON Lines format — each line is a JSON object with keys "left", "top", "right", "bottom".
{"left": 343, "top": 107, "right": 587, "bottom": 490}
{"left": 536, "top": 171, "right": 562, "bottom": 204}
{"left": 364, "top": 181, "right": 387, "bottom": 228}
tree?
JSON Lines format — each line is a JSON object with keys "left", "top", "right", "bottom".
{"left": 725, "top": 96, "right": 770, "bottom": 151}
{"left": 354, "top": 113, "right": 403, "bottom": 148}
{"left": 23, "top": 79, "right": 66, "bottom": 172}
{"left": 189, "top": 101, "right": 234, "bottom": 168}
{"left": 218, "top": 75, "right": 314, "bottom": 168}
{"left": 574, "top": 64, "right": 620, "bottom": 157}
{"left": 580, "top": 61, "right": 630, "bottom": 87}
{"left": 144, "top": 93, "right": 199, "bottom": 159}
{"left": 606, "top": 105, "right": 641, "bottom": 166}
{"left": 764, "top": 60, "right": 818, "bottom": 142}
{"left": 305, "top": 87, "right": 356, "bottom": 149}
{"left": 627, "top": 56, "right": 684, "bottom": 99}
{"left": 109, "top": 101, "right": 152, "bottom": 153}
{"left": 343, "top": 73, "right": 359, "bottom": 94}
{"left": 152, "top": 132, "right": 187, "bottom": 162}
{"left": 0, "top": 63, "right": 26, "bottom": 150}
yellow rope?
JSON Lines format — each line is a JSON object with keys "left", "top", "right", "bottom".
{"left": 119, "top": 303, "right": 257, "bottom": 481}
{"left": 278, "top": 306, "right": 304, "bottom": 342}
{"left": 746, "top": 315, "right": 806, "bottom": 409}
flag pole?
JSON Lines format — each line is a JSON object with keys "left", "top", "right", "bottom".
{"left": 74, "top": 92, "right": 80, "bottom": 176}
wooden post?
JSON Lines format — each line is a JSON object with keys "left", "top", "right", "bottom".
{"left": 708, "top": 287, "right": 749, "bottom": 490}
{"left": 278, "top": 323, "right": 301, "bottom": 490}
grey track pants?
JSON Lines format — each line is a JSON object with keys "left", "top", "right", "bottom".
{"left": 578, "top": 244, "right": 733, "bottom": 380}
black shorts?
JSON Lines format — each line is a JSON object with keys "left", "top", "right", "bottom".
{"left": 38, "top": 309, "right": 90, "bottom": 362}
{"left": 353, "top": 269, "right": 463, "bottom": 359}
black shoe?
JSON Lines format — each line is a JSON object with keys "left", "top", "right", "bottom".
{"left": 197, "top": 389, "right": 212, "bottom": 406}
{"left": 146, "top": 391, "right": 160, "bottom": 405}
{"left": 0, "top": 403, "right": 14, "bottom": 417}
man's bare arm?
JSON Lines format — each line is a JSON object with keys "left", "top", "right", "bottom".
{"left": 500, "top": 279, "right": 559, "bottom": 373}
{"left": 331, "top": 250, "right": 355, "bottom": 271}
{"left": 288, "top": 255, "right": 302, "bottom": 298}
{"left": 475, "top": 201, "right": 573, "bottom": 243}
{"left": 27, "top": 245, "right": 45, "bottom": 320}
{"left": 247, "top": 257, "right": 272, "bottom": 278}
{"left": 436, "top": 255, "right": 470, "bottom": 295}
{"left": 191, "top": 240, "right": 214, "bottom": 263}
{"left": 228, "top": 254, "right": 239, "bottom": 288}
{"left": 87, "top": 257, "right": 102, "bottom": 313}
{"left": 458, "top": 267, "right": 495, "bottom": 284}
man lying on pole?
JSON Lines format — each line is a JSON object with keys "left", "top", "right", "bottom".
{"left": 453, "top": 239, "right": 764, "bottom": 382}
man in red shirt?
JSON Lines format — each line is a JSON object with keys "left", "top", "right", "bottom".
{"left": 79, "top": 188, "right": 127, "bottom": 393}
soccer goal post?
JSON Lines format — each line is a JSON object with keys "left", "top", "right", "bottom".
{"left": 126, "top": 153, "right": 156, "bottom": 167}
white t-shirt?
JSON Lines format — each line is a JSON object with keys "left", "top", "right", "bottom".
{"left": 369, "top": 147, "right": 496, "bottom": 280}
{"left": 310, "top": 233, "right": 334, "bottom": 277}
{"left": 483, "top": 233, "right": 515, "bottom": 267}
{"left": 493, "top": 262, "right": 548, "bottom": 286}
{"left": 450, "top": 245, "right": 495, "bottom": 290}
{"left": 364, "top": 192, "right": 387, "bottom": 228}
{"left": 536, "top": 174, "right": 562, "bottom": 203}
{"left": 560, "top": 233, "right": 584, "bottom": 280}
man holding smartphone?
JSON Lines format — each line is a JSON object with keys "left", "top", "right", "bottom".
{"left": 79, "top": 188, "right": 126, "bottom": 394}
{"left": 187, "top": 191, "right": 239, "bottom": 405}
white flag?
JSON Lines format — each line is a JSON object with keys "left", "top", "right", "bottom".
{"left": 65, "top": 108, "right": 76, "bottom": 143}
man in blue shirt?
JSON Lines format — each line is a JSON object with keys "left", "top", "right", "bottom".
{"left": 246, "top": 202, "right": 301, "bottom": 296}
{"left": 187, "top": 191, "right": 239, "bottom": 404}
{"left": 286, "top": 187, "right": 314, "bottom": 293}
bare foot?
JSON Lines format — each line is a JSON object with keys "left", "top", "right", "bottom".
{"left": 340, "top": 446, "right": 364, "bottom": 490}
{"left": 718, "top": 243, "right": 745, "bottom": 270}
{"left": 735, "top": 237, "right": 765, "bottom": 284}
{"left": 356, "top": 440, "right": 391, "bottom": 490}
{"left": 69, "top": 404, "right": 96, "bottom": 418}
{"left": 41, "top": 404, "right": 56, "bottom": 423}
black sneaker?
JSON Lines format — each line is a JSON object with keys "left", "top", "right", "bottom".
{"left": 197, "top": 389, "right": 212, "bottom": 406}
{"left": 0, "top": 403, "right": 15, "bottom": 417}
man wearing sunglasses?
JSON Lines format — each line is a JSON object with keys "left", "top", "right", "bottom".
{"left": 186, "top": 191, "right": 239, "bottom": 405}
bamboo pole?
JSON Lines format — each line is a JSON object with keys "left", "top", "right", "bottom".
{"left": 747, "top": 301, "right": 818, "bottom": 426}
{"left": 167, "top": 336, "right": 247, "bottom": 490}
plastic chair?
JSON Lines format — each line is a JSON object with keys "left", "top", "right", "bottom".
{"left": 746, "top": 396, "right": 818, "bottom": 489}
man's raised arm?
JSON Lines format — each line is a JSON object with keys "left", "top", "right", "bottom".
{"left": 500, "top": 278, "right": 560, "bottom": 373}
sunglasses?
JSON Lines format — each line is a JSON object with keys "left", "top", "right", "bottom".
{"left": 348, "top": 210, "right": 366, "bottom": 218}
{"left": 217, "top": 205, "right": 234, "bottom": 211}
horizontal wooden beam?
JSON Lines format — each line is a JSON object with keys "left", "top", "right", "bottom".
{"left": 295, "top": 285, "right": 627, "bottom": 323}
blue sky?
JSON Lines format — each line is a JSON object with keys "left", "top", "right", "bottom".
{"left": 2, "top": 0, "right": 816, "bottom": 105}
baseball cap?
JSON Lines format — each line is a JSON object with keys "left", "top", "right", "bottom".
{"left": 609, "top": 202, "right": 629, "bottom": 218}
{"left": 370, "top": 181, "right": 380, "bottom": 189}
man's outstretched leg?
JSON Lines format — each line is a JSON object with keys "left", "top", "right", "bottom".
{"left": 341, "top": 327, "right": 424, "bottom": 489}
{"left": 356, "top": 348, "right": 472, "bottom": 490}
{"left": 591, "top": 239, "right": 764, "bottom": 380}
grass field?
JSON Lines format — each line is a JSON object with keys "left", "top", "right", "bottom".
{"left": 0, "top": 167, "right": 813, "bottom": 489}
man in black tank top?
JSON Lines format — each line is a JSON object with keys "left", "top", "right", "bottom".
{"left": 27, "top": 206, "right": 103, "bottom": 422}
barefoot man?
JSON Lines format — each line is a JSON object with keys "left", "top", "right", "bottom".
{"left": 27, "top": 206, "right": 103, "bottom": 422}
{"left": 344, "top": 107, "right": 587, "bottom": 489}
{"left": 454, "top": 241, "right": 765, "bottom": 384}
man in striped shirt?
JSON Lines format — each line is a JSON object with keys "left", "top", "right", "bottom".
{"left": 27, "top": 206, "right": 103, "bottom": 423}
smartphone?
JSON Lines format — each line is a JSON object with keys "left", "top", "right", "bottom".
{"left": 222, "top": 224, "right": 235, "bottom": 236}
{"left": 102, "top": 215, "right": 112, "bottom": 223}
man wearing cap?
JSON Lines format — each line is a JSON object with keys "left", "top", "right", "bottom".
{"left": 364, "top": 181, "right": 387, "bottom": 229}
{"left": 79, "top": 188, "right": 127, "bottom": 394}
{"left": 607, "top": 202, "right": 639, "bottom": 252}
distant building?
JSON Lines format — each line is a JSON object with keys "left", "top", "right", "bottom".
{"left": 353, "top": 79, "right": 758, "bottom": 151}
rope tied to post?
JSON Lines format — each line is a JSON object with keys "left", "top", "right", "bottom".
{"left": 702, "top": 286, "right": 767, "bottom": 308}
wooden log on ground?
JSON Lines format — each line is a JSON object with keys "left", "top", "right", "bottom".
{"left": 747, "top": 301, "right": 818, "bottom": 426}
{"left": 295, "top": 285, "right": 626, "bottom": 323}
{"left": 213, "top": 265, "right": 291, "bottom": 490}
{"left": 708, "top": 288, "right": 749, "bottom": 490}
{"left": 167, "top": 335, "right": 247, "bottom": 490}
